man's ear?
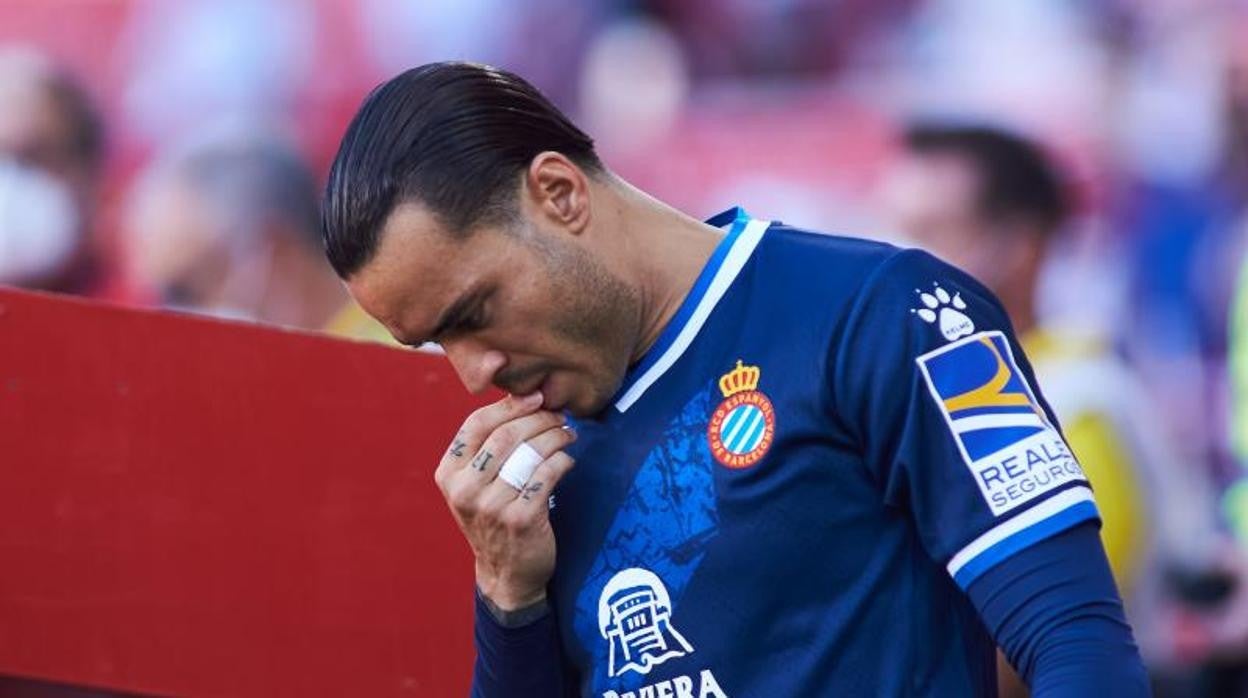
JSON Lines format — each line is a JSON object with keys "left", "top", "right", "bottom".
{"left": 526, "top": 151, "right": 591, "bottom": 236}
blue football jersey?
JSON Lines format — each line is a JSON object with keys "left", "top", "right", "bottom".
{"left": 549, "top": 208, "right": 1099, "bottom": 697}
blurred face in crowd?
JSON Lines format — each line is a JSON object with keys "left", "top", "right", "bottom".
{"left": 880, "top": 150, "right": 1037, "bottom": 296}
{"left": 347, "top": 155, "right": 641, "bottom": 417}
{"left": 0, "top": 70, "right": 91, "bottom": 197}
{"left": 0, "top": 52, "right": 98, "bottom": 288}
{"left": 881, "top": 151, "right": 991, "bottom": 277}
{"left": 126, "top": 173, "right": 236, "bottom": 309}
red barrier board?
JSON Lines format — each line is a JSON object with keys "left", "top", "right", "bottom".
{"left": 0, "top": 288, "right": 486, "bottom": 697}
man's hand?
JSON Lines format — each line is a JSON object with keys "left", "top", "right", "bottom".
{"left": 435, "top": 392, "right": 577, "bottom": 612}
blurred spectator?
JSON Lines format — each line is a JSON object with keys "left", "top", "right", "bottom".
{"left": 123, "top": 126, "right": 385, "bottom": 338}
{"left": 879, "top": 123, "right": 1231, "bottom": 691}
{"left": 578, "top": 17, "right": 688, "bottom": 154}
{"left": 1103, "top": 1, "right": 1248, "bottom": 503}
{"left": 0, "top": 47, "right": 104, "bottom": 293}
{"left": 1218, "top": 13, "right": 1248, "bottom": 507}
{"left": 1233, "top": 233, "right": 1248, "bottom": 542}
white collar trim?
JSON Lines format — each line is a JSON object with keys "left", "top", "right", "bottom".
{"left": 614, "top": 217, "right": 770, "bottom": 412}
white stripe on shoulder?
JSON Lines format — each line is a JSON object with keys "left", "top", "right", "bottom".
{"left": 950, "top": 413, "right": 1046, "bottom": 433}
{"left": 946, "top": 486, "right": 1095, "bottom": 579}
{"left": 614, "top": 218, "right": 770, "bottom": 413}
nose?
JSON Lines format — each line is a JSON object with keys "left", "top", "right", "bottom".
{"left": 442, "top": 338, "right": 508, "bottom": 394}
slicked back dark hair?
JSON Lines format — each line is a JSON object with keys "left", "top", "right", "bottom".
{"left": 322, "top": 62, "right": 603, "bottom": 278}
{"left": 903, "top": 123, "right": 1068, "bottom": 237}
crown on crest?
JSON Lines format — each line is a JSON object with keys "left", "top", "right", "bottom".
{"left": 719, "top": 360, "right": 760, "bottom": 397}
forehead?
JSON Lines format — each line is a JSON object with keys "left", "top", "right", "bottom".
{"left": 346, "top": 202, "right": 488, "bottom": 338}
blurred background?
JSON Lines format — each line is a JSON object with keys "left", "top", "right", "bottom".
{"left": 2, "top": 0, "right": 1247, "bottom": 695}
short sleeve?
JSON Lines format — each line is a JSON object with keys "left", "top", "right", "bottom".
{"left": 830, "top": 248, "right": 1100, "bottom": 590}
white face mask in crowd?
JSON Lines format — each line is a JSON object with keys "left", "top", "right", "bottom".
{"left": 0, "top": 157, "right": 80, "bottom": 286}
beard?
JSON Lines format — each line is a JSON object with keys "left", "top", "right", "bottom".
{"left": 522, "top": 227, "right": 641, "bottom": 416}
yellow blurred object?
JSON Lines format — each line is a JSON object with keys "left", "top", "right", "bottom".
{"left": 1023, "top": 331, "right": 1148, "bottom": 595}
{"left": 1064, "top": 412, "right": 1145, "bottom": 593}
{"left": 323, "top": 302, "right": 400, "bottom": 345}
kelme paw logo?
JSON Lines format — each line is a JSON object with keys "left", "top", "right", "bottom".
{"left": 912, "top": 283, "right": 974, "bottom": 341}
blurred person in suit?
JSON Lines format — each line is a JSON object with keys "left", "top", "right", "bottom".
{"left": 0, "top": 48, "right": 105, "bottom": 294}
{"left": 124, "top": 126, "right": 387, "bottom": 341}
{"left": 880, "top": 123, "right": 1238, "bottom": 694}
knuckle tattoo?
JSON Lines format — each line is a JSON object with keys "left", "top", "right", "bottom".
{"left": 471, "top": 450, "right": 494, "bottom": 472}
{"left": 521, "top": 481, "right": 544, "bottom": 501}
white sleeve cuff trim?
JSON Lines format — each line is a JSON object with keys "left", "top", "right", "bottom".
{"left": 946, "top": 486, "right": 1096, "bottom": 579}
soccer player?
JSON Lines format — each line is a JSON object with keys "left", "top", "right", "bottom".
{"left": 321, "top": 63, "right": 1149, "bottom": 696}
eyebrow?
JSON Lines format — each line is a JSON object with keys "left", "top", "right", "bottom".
{"left": 421, "top": 288, "right": 483, "bottom": 345}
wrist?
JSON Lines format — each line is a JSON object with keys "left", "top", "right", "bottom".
{"left": 477, "top": 581, "right": 547, "bottom": 612}
{"left": 476, "top": 586, "right": 550, "bottom": 628}
{"left": 475, "top": 563, "right": 548, "bottom": 612}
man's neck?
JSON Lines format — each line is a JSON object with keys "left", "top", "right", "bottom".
{"left": 608, "top": 182, "right": 725, "bottom": 366}
{"left": 997, "top": 283, "right": 1037, "bottom": 338}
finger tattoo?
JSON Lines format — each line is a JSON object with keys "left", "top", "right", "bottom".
{"left": 521, "top": 481, "right": 544, "bottom": 500}
{"left": 471, "top": 450, "right": 493, "bottom": 472}
{"left": 449, "top": 439, "right": 466, "bottom": 458}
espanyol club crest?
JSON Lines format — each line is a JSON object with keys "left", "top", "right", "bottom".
{"left": 707, "top": 360, "right": 775, "bottom": 468}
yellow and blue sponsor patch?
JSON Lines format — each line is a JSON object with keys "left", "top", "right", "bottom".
{"left": 917, "top": 331, "right": 1087, "bottom": 516}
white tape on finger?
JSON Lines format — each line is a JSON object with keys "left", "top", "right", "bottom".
{"left": 498, "top": 441, "right": 543, "bottom": 490}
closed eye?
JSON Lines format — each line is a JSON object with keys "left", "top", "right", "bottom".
{"left": 431, "top": 290, "right": 492, "bottom": 342}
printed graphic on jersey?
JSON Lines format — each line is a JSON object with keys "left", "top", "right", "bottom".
{"left": 912, "top": 282, "right": 975, "bottom": 341}
{"left": 599, "top": 568, "right": 694, "bottom": 677}
{"left": 917, "top": 331, "right": 1087, "bottom": 515}
{"left": 707, "top": 360, "right": 775, "bottom": 468}
{"left": 574, "top": 387, "right": 719, "bottom": 695}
